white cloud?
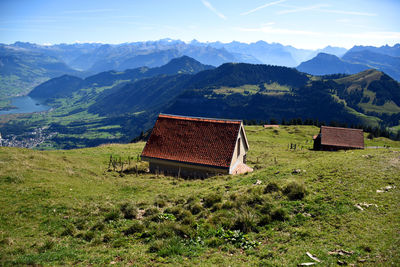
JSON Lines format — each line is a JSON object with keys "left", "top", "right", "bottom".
{"left": 201, "top": 0, "right": 227, "bottom": 20}
{"left": 241, "top": 0, "right": 287, "bottom": 16}
{"left": 321, "top": 9, "right": 376, "bottom": 17}
{"left": 277, "top": 4, "right": 329, "bottom": 15}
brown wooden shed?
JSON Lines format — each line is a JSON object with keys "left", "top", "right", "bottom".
{"left": 313, "top": 126, "right": 364, "bottom": 150}
{"left": 141, "top": 114, "right": 253, "bottom": 178}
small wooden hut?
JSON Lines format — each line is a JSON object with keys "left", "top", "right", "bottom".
{"left": 141, "top": 114, "right": 253, "bottom": 178}
{"left": 313, "top": 126, "right": 364, "bottom": 150}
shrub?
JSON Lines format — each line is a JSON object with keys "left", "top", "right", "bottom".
{"left": 186, "top": 196, "right": 197, "bottom": 204}
{"left": 73, "top": 218, "right": 87, "bottom": 230}
{"left": 221, "top": 200, "right": 234, "bottom": 210}
{"left": 259, "top": 199, "right": 274, "bottom": 214}
{"left": 123, "top": 221, "right": 145, "bottom": 235}
{"left": 155, "top": 222, "right": 192, "bottom": 239}
{"left": 258, "top": 214, "right": 272, "bottom": 226}
{"left": 104, "top": 209, "right": 121, "bottom": 222}
{"left": 232, "top": 209, "right": 258, "bottom": 233}
{"left": 229, "top": 193, "right": 238, "bottom": 201}
{"left": 60, "top": 224, "right": 75, "bottom": 237}
{"left": 91, "top": 221, "right": 105, "bottom": 231}
{"left": 181, "top": 215, "right": 195, "bottom": 226}
{"left": 246, "top": 193, "right": 264, "bottom": 206}
{"left": 203, "top": 193, "right": 223, "bottom": 208}
{"left": 264, "top": 182, "right": 280, "bottom": 194}
{"left": 156, "top": 237, "right": 187, "bottom": 257}
{"left": 144, "top": 207, "right": 159, "bottom": 217}
{"left": 154, "top": 199, "right": 167, "bottom": 208}
{"left": 102, "top": 233, "right": 113, "bottom": 243}
{"left": 189, "top": 203, "right": 203, "bottom": 215}
{"left": 271, "top": 207, "right": 288, "bottom": 221}
{"left": 82, "top": 231, "right": 95, "bottom": 242}
{"left": 283, "top": 181, "right": 307, "bottom": 200}
{"left": 148, "top": 239, "right": 164, "bottom": 253}
{"left": 209, "top": 210, "right": 235, "bottom": 229}
{"left": 120, "top": 202, "right": 138, "bottom": 219}
{"left": 211, "top": 203, "right": 223, "bottom": 212}
{"left": 164, "top": 206, "right": 191, "bottom": 221}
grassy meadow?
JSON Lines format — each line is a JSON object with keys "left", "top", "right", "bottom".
{"left": 0, "top": 125, "right": 399, "bottom": 266}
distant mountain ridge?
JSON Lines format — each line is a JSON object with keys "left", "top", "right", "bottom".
{"left": 296, "top": 44, "right": 400, "bottom": 81}
{"left": 297, "top": 53, "right": 369, "bottom": 76}
{"left": 29, "top": 56, "right": 214, "bottom": 100}
{"left": 0, "top": 45, "right": 83, "bottom": 97}
{"left": 3, "top": 39, "right": 347, "bottom": 72}
{"left": 2, "top": 39, "right": 400, "bottom": 102}
{"left": 4, "top": 56, "right": 400, "bottom": 149}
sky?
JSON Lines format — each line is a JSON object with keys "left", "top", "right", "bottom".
{"left": 0, "top": 0, "right": 399, "bottom": 49}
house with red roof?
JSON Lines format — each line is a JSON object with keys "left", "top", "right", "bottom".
{"left": 313, "top": 126, "right": 364, "bottom": 150}
{"left": 141, "top": 114, "right": 253, "bottom": 178}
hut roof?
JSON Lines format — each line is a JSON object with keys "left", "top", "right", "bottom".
{"left": 141, "top": 114, "right": 246, "bottom": 168}
{"left": 320, "top": 126, "right": 364, "bottom": 149}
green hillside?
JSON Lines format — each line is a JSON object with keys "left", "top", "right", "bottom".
{"left": 0, "top": 45, "right": 83, "bottom": 99}
{"left": 1, "top": 61, "right": 400, "bottom": 149}
{"left": 1, "top": 126, "right": 399, "bottom": 266}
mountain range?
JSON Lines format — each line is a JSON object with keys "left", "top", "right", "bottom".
{"left": 297, "top": 44, "right": 400, "bottom": 81}
{"left": 2, "top": 40, "right": 400, "bottom": 101}
{"left": 2, "top": 56, "right": 396, "bottom": 149}
{"left": 0, "top": 44, "right": 84, "bottom": 97}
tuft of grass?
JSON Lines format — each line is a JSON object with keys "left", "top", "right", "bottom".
{"left": 283, "top": 181, "right": 307, "bottom": 200}
{"left": 120, "top": 202, "right": 138, "bottom": 219}
{"left": 203, "top": 193, "right": 223, "bottom": 208}
{"left": 264, "top": 182, "right": 280, "bottom": 194}
{"left": 104, "top": 209, "right": 121, "bottom": 222}
{"left": 123, "top": 221, "right": 145, "bottom": 235}
{"left": 271, "top": 207, "right": 288, "bottom": 221}
{"left": 232, "top": 208, "right": 258, "bottom": 233}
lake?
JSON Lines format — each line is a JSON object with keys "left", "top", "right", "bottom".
{"left": 0, "top": 96, "right": 50, "bottom": 115}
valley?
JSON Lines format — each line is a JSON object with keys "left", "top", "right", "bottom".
{"left": 0, "top": 41, "right": 400, "bottom": 149}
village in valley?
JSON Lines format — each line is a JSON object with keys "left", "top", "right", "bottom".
{"left": 0, "top": 127, "right": 57, "bottom": 148}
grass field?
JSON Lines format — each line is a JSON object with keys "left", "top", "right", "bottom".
{"left": 0, "top": 126, "right": 399, "bottom": 266}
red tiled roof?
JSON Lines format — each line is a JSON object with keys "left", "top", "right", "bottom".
{"left": 141, "top": 114, "right": 242, "bottom": 168}
{"left": 320, "top": 126, "right": 364, "bottom": 149}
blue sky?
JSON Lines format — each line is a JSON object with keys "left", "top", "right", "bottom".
{"left": 0, "top": 0, "right": 399, "bottom": 49}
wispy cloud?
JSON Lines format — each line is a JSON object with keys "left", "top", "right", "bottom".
{"left": 277, "top": 4, "right": 329, "bottom": 15}
{"left": 277, "top": 4, "right": 376, "bottom": 16}
{"left": 63, "top": 9, "right": 118, "bottom": 14}
{"left": 235, "top": 25, "right": 400, "bottom": 42}
{"left": 241, "top": 0, "right": 287, "bottom": 16}
{"left": 201, "top": 0, "right": 227, "bottom": 20}
{"left": 321, "top": 9, "right": 376, "bottom": 17}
